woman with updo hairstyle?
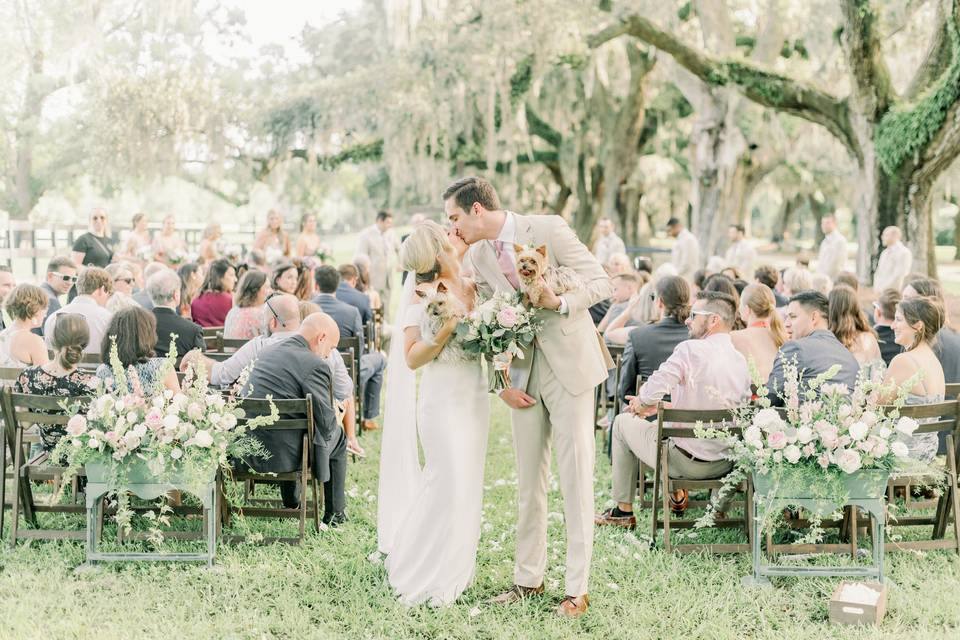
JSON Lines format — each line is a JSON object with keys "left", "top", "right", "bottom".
{"left": 14, "top": 313, "right": 97, "bottom": 451}
{"left": 879, "top": 296, "right": 947, "bottom": 462}
{"left": 731, "top": 283, "right": 787, "bottom": 381}
{"left": 829, "top": 285, "right": 882, "bottom": 368}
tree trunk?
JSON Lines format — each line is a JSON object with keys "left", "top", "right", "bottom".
{"left": 902, "top": 175, "right": 938, "bottom": 277}
{"left": 772, "top": 192, "right": 802, "bottom": 244}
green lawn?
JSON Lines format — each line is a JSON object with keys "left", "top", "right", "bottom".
{"left": 2, "top": 398, "right": 960, "bottom": 639}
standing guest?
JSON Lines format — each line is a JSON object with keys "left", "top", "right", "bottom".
{"left": 0, "top": 267, "right": 15, "bottom": 329}
{"left": 177, "top": 262, "right": 203, "bottom": 317}
{"left": 253, "top": 209, "right": 291, "bottom": 263}
{"left": 902, "top": 277, "right": 960, "bottom": 382}
{"left": 873, "top": 288, "right": 903, "bottom": 366}
{"left": 335, "top": 263, "right": 373, "bottom": 324}
{"left": 71, "top": 208, "right": 115, "bottom": 269}
{"left": 355, "top": 210, "right": 400, "bottom": 317}
{"left": 44, "top": 267, "right": 113, "bottom": 354}
{"left": 0, "top": 284, "right": 50, "bottom": 367}
{"left": 730, "top": 283, "right": 787, "bottom": 381}
{"left": 592, "top": 218, "right": 627, "bottom": 266}
{"left": 605, "top": 252, "right": 633, "bottom": 276}
{"left": 96, "top": 307, "right": 179, "bottom": 395}
{"left": 755, "top": 265, "right": 789, "bottom": 307}
{"left": 724, "top": 224, "right": 756, "bottom": 277}
{"left": 767, "top": 291, "right": 860, "bottom": 404}
{"left": 122, "top": 212, "right": 153, "bottom": 262}
{"left": 596, "top": 291, "right": 751, "bottom": 528}
{"left": 149, "top": 269, "right": 205, "bottom": 367}
{"left": 15, "top": 313, "right": 97, "bottom": 452}
{"left": 198, "top": 223, "right": 222, "bottom": 264}
{"left": 816, "top": 214, "right": 847, "bottom": 280}
{"left": 353, "top": 255, "right": 384, "bottom": 313}
{"left": 105, "top": 263, "right": 140, "bottom": 313}
{"left": 873, "top": 226, "right": 913, "bottom": 294}
{"left": 34, "top": 256, "right": 76, "bottom": 335}
{"left": 666, "top": 217, "right": 700, "bottom": 281}
{"left": 133, "top": 262, "right": 166, "bottom": 310}
{"left": 295, "top": 213, "right": 323, "bottom": 258}
{"left": 191, "top": 259, "right": 236, "bottom": 328}
{"left": 829, "top": 285, "right": 883, "bottom": 371}
{"left": 224, "top": 270, "right": 268, "bottom": 340}
{"left": 242, "top": 313, "right": 345, "bottom": 525}
{"left": 152, "top": 215, "right": 187, "bottom": 266}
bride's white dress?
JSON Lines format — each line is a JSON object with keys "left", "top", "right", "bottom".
{"left": 383, "top": 302, "right": 490, "bottom": 606}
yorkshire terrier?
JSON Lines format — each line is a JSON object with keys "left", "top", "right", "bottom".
{"left": 513, "top": 244, "right": 582, "bottom": 307}
{"left": 416, "top": 281, "right": 466, "bottom": 341}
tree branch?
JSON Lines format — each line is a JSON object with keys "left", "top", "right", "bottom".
{"left": 524, "top": 106, "right": 563, "bottom": 148}
{"left": 838, "top": 0, "right": 895, "bottom": 119}
{"left": 904, "top": 0, "right": 953, "bottom": 100}
{"left": 178, "top": 171, "right": 250, "bottom": 207}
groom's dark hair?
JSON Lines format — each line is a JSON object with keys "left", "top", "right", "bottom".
{"left": 442, "top": 176, "right": 501, "bottom": 213}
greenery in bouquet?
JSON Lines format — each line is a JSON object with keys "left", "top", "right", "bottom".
{"left": 51, "top": 339, "right": 278, "bottom": 539}
{"left": 314, "top": 244, "right": 333, "bottom": 264}
{"left": 455, "top": 290, "right": 543, "bottom": 392}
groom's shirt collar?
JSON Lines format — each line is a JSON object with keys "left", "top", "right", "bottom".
{"left": 495, "top": 211, "right": 516, "bottom": 244}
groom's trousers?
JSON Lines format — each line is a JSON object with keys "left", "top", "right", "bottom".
{"left": 511, "top": 350, "right": 595, "bottom": 597}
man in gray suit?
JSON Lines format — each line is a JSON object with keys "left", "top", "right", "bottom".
{"left": 767, "top": 290, "right": 859, "bottom": 405}
{"left": 243, "top": 313, "right": 347, "bottom": 526}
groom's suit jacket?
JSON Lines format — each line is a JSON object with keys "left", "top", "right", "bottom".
{"left": 465, "top": 213, "right": 614, "bottom": 397}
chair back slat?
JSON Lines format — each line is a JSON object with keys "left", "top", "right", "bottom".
{"left": 659, "top": 405, "right": 739, "bottom": 438}
{"left": 4, "top": 390, "right": 91, "bottom": 428}
{"left": 945, "top": 382, "right": 960, "bottom": 399}
{"left": 337, "top": 335, "right": 361, "bottom": 356}
{"left": 0, "top": 366, "right": 24, "bottom": 383}
{"left": 892, "top": 401, "right": 959, "bottom": 420}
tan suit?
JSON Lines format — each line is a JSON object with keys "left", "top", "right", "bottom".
{"left": 465, "top": 213, "right": 613, "bottom": 597}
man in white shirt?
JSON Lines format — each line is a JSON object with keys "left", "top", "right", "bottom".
{"left": 355, "top": 211, "right": 400, "bottom": 316}
{"left": 43, "top": 267, "right": 113, "bottom": 354}
{"left": 873, "top": 226, "right": 913, "bottom": 293}
{"left": 666, "top": 217, "right": 700, "bottom": 281}
{"left": 592, "top": 218, "right": 627, "bottom": 267}
{"left": 816, "top": 214, "right": 847, "bottom": 280}
{"left": 724, "top": 224, "right": 756, "bottom": 277}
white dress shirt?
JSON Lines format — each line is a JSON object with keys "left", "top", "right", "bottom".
{"left": 724, "top": 239, "right": 756, "bottom": 277}
{"left": 594, "top": 233, "right": 626, "bottom": 266}
{"left": 671, "top": 228, "right": 701, "bottom": 280}
{"left": 817, "top": 230, "right": 848, "bottom": 279}
{"left": 873, "top": 241, "right": 913, "bottom": 293}
{"left": 44, "top": 295, "right": 113, "bottom": 354}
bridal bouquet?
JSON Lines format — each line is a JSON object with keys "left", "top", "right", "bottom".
{"left": 456, "top": 290, "right": 542, "bottom": 392}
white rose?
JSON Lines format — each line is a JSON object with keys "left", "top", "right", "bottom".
{"left": 191, "top": 430, "right": 214, "bottom": 448}
{"left": 152, "top": 396, "right": 165, "bottom": 409}
{"left": 878, "top": 426, "right": 892, "bottom": 439}
{"left": 88, "top": 438, "right": 101, "bottom": 449}
{"left": 848, "top": 421, "right": 869, "bottom": 441}
{"left": 891, "top": 441, "right": 910, "bottom": 458}
{"left": 162, "top": 414, "right": 180, "bottom": 430}
{"left": 861, "top": 411, "right": 878, "bottom": 426}
{"left": 122, "top": 432, "right": 141, "bottom": 450}
{"left": 744, "top": 425, "right": 763, "bottom": 445}
{"left": 836, "top": 449, "right": 863, "bottom": 474}
{"left": 895, "top": 417, "right": 919, "bottom": 436}
{"left": 838, "top": 405, "right": 853, "bottom": 419}
{"left": 753, "top": 408, "right": 782, "bottom": 431}
{"left": 221, "top": 414, "right": 237, "bottom": 430}
{"left": 783, "top": 445, "right": 802, "bottom": 464}
{"left": 796, "top": 426, "right": 814, "bottom": 444}
{"left": 126, "top": 411, "right": 138, "bottom": 425}
{"left": 170, "top": 448, "right": 183, "bottom": 460}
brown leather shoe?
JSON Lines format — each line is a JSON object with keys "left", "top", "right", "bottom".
{"left": 670, "top": 489, "right": 689, "bottom": 516}
{"left": 362, "top": 419, "right": 379, "bottom": 431}
{"left": 487, "top": 583, "right": 544, "bottom": 605}
{"left": 594, "top": 508, "right": 636, "bottom": 529}
{"left": 556, "top": 594, "right": 589, "bottom": 618}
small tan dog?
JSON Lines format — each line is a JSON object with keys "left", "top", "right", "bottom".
{"left": 513, "top": 244, "right": 582, "bottom": 307}
{"left": 416, "top": 281, "right": 466, "bottom": 339}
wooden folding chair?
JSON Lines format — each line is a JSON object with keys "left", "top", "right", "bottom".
{"left": 337, "top": 335, "right": 363, "bottom": 434}
{"left": 202, "top": 326, "right": 224, "bottom": 351}
{"left": 372, "top": 308, "right": 384, "bottom": 350}
{"left": 651, "top": 403, "right": 752, "bottom": 553}
{"left": 225, "top": 396, "right": 322, "bottom": 545}
{"left": 596, "top": 344, "right": 624, "bottom": 428}
{"left": 215, "top": 331, "right": 249, "bottom": 353}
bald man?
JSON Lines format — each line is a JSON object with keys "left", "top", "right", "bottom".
{"left": 873, "top": 226, "right": 912, "bottom": 293}
{"left": 243, "top": 310, "right": 347, "bottom": 525}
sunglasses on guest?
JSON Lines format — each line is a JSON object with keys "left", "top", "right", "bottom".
{"left": 53, "top": 272, "right": 78, "bottom": 283}
{"left": 114, "top": 277, "right": 134, "bottom": 285}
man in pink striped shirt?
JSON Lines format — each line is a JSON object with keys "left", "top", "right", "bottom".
{"left": 596, "top": 291, "right": 751, "bottom": 529}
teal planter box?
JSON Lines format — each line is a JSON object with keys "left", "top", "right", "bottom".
{"left": 753, "top": 468, "right": 889, "bottom": 517}
{"left": 85, "top": 458, "right": 217, "bottom": 490}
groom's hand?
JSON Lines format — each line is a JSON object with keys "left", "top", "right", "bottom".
{"left": 532, "top": 278, "right": 562, "bottom": 311}
{"left": 500, "top": 388, "right": 536, "bottom": 409}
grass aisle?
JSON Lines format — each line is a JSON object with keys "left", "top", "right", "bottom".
{"left": 2, "top": 399, "right": 960, "bottom": 639}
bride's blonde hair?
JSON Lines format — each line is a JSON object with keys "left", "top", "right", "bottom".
{"left": 401, "top": 220, "right": 452, "bottom": 284}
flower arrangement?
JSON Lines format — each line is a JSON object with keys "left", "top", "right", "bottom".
{"left": 314, "top": 244, "right": 333, "bottom": 264}
{"left": 455, "top": 290, "right": 542, "bottom": 392}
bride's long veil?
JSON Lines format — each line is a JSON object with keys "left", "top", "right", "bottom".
{"left": 377, "top": 275, "right": 420, "bottom": 555}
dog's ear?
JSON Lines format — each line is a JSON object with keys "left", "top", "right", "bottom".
{"left": 415, "top": 288, "right": 427, "bottom": 299}
{"left": 436, "top": 281, "right": 448, "bottom": 293}
{"left": 513, "top": 243, "right": 525, "bottom": 254}
{"left": 535, "top": 244, "right": 548, "bottom": 258}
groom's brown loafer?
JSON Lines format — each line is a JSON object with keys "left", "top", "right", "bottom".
{"left": 556, "top": 594, "right": 589, "bottom": 618}
{"left": 487, "top": 583, "right": 544, "bottom": 605}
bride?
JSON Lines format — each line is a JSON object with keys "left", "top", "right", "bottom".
{"left": 377, "top": 220, "right": 490, "bottom": 606}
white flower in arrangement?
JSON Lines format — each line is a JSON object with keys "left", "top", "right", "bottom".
{"left": 66, "top": 415, "right": 88, "bottom": 437}
{"left": 122, "top": 432, "right": 141, "bottom": 450}
{"left": 88, "top": 438, "right": 101, "bottom": 449}
{"left": 795, "top": 425, "right": 814, "bottom": 444}
{"left": 170, "top": 448, "right": 183, "bottom": 460}
{"left": 752, "top": 408, "right": 783, "bottom": 431}
{"left": 133, "top": 423, "right": 148, "bottom": 438}
{"left": 837, "top": 404, "right": 853, "bottom": 419}
{"left": 187, "top": 402, "right": 204, "bottom": 421}
{"left": 895, "top": 416, "right": 919, "bottom": 436}
{"left": 163, "top": 389, "right": 174, "bottom": 400}
{"left": 860, "top": 411, "right": 878, "bottom": 426}
{"left": 771, "top": 451, "right": 783, "bottom": 463}
{"left": 221, "top": 413, "right": 237, "bottom": 430}
{"left": 857, "top": 438, "right": 876, "bottom": 454}
{"left": 744, "top": 425, "right": 763, "bottom": 446}
{"left": 891, "top": 441, "right": 910, "bottom": 458}
{"left": 848, "top": 421, "right": 869, "bottom": 441}
{"left": 767, "top": 430, "right": 787, "bottom": 450}
{"left": 162, "top": 414, "right": 179, "bottom": 430}
{"left": 783, "top": 445, "right": 802, "bottom": 464}
{"left": 878, "top": 426, "right": 892, "bottom": 439}
{"left": 821, "top": 383, "right": 850, "bottom": 397}
{"left": 126, "top": 411, "right": 138, "bottom": 425}
{"left": 190, "top": 430, "right": 214, "bottom": 448}
{"left": 836, "top": 448, "right": 863, "bottom": 474}
{"left": 873, "top": 439, "right": 889, "bottom": 457}
{"left": 152, "top": 396, "right": 165, "bottom": 409}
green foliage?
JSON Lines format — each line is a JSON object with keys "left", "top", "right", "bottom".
{"left": 509, "top": 55, "right": 535, "bottom": 105}
{"left": 707, "top": 62, "right": 787, "bottom": 106}
{"left": 677, "top": 2, "right": 692, "bottom": 21}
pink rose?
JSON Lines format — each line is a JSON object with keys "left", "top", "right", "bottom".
{"left": 802, "top": 444, "right": 816, "bottom": 457}
{"left": 836, "top": 449, "right": 863, "bottom": 474}
{"left": 66, "top": 415, "right": 87, "bottom": 437}
{"left": 767, "top": 431, "right": 787, "bottom": 450}
{"left": 817, "top": 453, "right": 830, "bottom": 469}
{"left": 496, "top": 307, "right": 519, "bottom": 328}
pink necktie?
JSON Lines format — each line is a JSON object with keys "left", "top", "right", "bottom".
{"left": 493, "top": 240, "right": 520, "bottom": 289}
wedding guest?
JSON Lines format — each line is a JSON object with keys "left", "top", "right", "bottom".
{"left": 335, "top": 264, "right": 373, "bottom": 324}
{"left": 603, "top": 279, "right": 658, "bottom": 345}
{"left": 691, "top": 269, "right": 707, "bottom": 296}
{"left": 253, "top": 209, "right": 291, "bottom": 263}
{"left": 96, "top": 306, "right": 179, "bottom": 394}
{"left": 829, "top": 285, "right": 882, "bottom": 371}
{"left": 811, "top": 273, "right": 832, "bottom": 296}
{"left": 224, "top": 270, "right": 268, "bottom": 340}
{"left": 781, "top": 266, "right": 813, "bottom": 299}
{"left": 242, "top": 313, "right": 344, "bottom": 525}
{"left": 105, "top": 263, "right": 141, "bottom": 313}
{"left": 355, "top": 210, "right": 400, "bottom": 317}
{"left": 149, "top": 268, "right": 204, "bottom": 367}
{"left": 592, "top": 218, "right": 627, "bottom": 266}
{"left": 44, "top": 267, "right": 113, "bottom": 354}
{"left": 598, "top": 273, "right": 640, "bottom": 334}
{"left": 35, "top": 256, "right": 76, "bottom": 336}
{"left": 835, "top": 271, "right": 860, "bottom": 291}
{"left": 873, "top": 288, "right": 904, "bottom": 366}
{"left": 816, "top": 214, "right": 847, "bottom": 279}
{"left": 292, "top": 258, "right": 314, "bottom": 300}
{"left": 596, "top": 291, "right": 751, "bottom": 528}
{"left": 191, "top": 259, "right": 236, "bottom": 327}
{"left": 244, "top": 249, "right": 269, "bottom": 273}
{"left": 720, "top": 266, "right": 742, "bottom": 281}
{"left": 198, "top": 223, "right": 222, "bottom": 264}
{"left": 72, "top": 208, "right": 114, "bottom": 269}
{"left": 0, "top": 284, "right": 50, "bottom": 367}
{"left": 177, "top": 262, "right": 203, "bottom": 317}
{"left": 122, "top": 212, "right": 152, "bottom": 262}
{"left": 902, "top": 277, "right": 960, "bottom": 382}
{"left": 133, "top": 262, "right": 166, "bottom": 310}
{"left": 767, "top": 291, "right": 860, "bottom": 404}
{"left": 353, "top": 255, "right": 383, "bottom": 313}
{"left": 666, "top": 217, "right": 700, "bottom": 281}
{"left": 730, "top": 283, "right": 787, "bottom": 382}
{"left": 15, "top": 313, "right": 97, "bottom": 452}
{"left": 272, "top": 262, "right": 300, "bottom": 297}
{"left": 295, "top": 213, "right": 323, "bottom": 258}
{"left": 0, "top": 268, "right": 14, "bottom": 329}
{"left": 605, "top": 252, "right": 633, "bottom": 276}
{"left": 873, "top": 226, "right": 912, "bottom": 294}
{"left": 152, "top": 215, "right": 187, "bottom": 266}
{"left": 724, "top": 224, "right": 756, "bottom": 277}
{"left": 755, "top": 265, "right": 789, "bottom": 307}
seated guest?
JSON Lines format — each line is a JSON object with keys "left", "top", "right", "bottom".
{"left": 133, "top": 261, "right": 167, "bottom": 310}
{"left": 177, "top": 262, "right": 203, "bottom": 317}
{"left": 604, "top": 280, "right": 659, "bottom": 345}
{"left": 312, "top": 265, "right": 386, "bottom": 431}
{"left": 704, "top": 274, "right": 744, "bottom": 330}
{"left": 105, "top": 263, "right": 141, "bottom": 313}
{"left": 767, "top": 291, "right": 860, "bottom": 404}
{"left": 902, "top": 277, "right": 960, "bottom": 382}
{"left": 44, "top": 267, "right": 113, "bottom": 354}
{"left": 835, "top": 271, "right": 859, "bottom": 291}
{"left": 15, "top": 313, "right": 97, "bottom": 452}
{"left": 34, "top": 256, "right": 76, "bottom": 336}
{"left": 353, "top": 255, "right": 383, "bottom": 314}
{"left": 829, "top": 285, "right": 883, "bottom": 372}
{"left": 336, "top": 263, "right": 373, "bottom": 324}
{"left": 618, "top": 275, "right": 692, "bottom": 406}
{"left": 149, "top": 269, "right": 204, "bottom": 367}
{"left": 605, "top": 252, "right": 633, "bottom": 276}
{"left": 191, "top": 258, "right": 236, "bottom": 327}
{"left": 596, "top": 291, "right": 751, "bottom": 528}
{"left": 877, "top": 296, "right": 946, "bottom": 462}
{"left": 873, "top": 288, "right": 903, "bottom": 366}
{"left": 272, "top": 261, "right": 301, "bottom": 297}
{"left": 243, "top": 313, "right": 345, "bottom": 525}
{"left": 224, "top": 270, "right": 268, "bottom": 340}
{"left": 182, "top": 293, "right": 300, "bottom": 387}
{"left": 780, "top": 267, "right": 813, "bottom": 301}
{"left": 1, "top": 284, "right": 50, "bottom": 367}
{"left": 96, "top": 307, "right": 179, "bottom": 394}
{"left": 731, "top": 283, "right": 787, "bottom": 382}
{"left": 755, "top": 265, "right": 789, "bottom": 308}
{"left": 599, "top": 273, "right": 640, "bottom": 334}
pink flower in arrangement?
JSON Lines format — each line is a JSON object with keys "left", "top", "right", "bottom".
{"left": 66, "top": 415, "right": 87, "bottom": 437}
{"left": 802, "top": 443, "right": 816, "bottom": 457}
{"left": 767, "top": 431, "right": 787, "bottom": 450}
{"left": 496, "top": 307, "right": 519, "bottom": 328}
{"left": 836, "top": 449, "right": 863, "bottom": 474}
{"left": 817, "top": 453, "right": 830, "bottom": 469}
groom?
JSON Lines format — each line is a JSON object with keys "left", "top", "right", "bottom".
{"left": 446, "top": 176, "right": 613, "bottom": 618}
